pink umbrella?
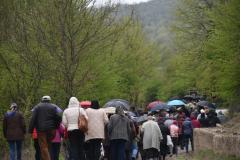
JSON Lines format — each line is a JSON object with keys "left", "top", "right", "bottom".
{"left": 80, "top": 101, "right": 91, "bottom": 109}
{"left": 147, "top": 100, "right": 164, "bottom": 110}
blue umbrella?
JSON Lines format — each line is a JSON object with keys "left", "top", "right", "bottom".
{"left": 150, "top": 103, "right": 170, "bottom": 112}
{"left": 167, "top": 100, "right": 186, "bottom": 106}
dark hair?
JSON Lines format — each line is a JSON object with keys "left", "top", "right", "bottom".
{"left": 91, "top": 100, "right": 100, "bottom": 109}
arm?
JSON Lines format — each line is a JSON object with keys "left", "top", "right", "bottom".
{"left": 103, "top": 111, "right": 109, "bottom": 124}
{"left": 3, "top": 114, "right": 7, "bottom": 138}
{"left": 62, "top": 111, "right": 68, "bottom": 128}
{"left": 80, "top": 108, "right": 88, "bottom": 120}
{"left": 29, "top": 109, "right": 37, "bottom": 133}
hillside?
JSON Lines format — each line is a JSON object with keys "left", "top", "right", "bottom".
{"left": 117, "top": 0, "right": 178, "bottom": 46}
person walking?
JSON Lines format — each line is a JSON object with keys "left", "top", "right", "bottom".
{"left": 158, "top": 120, "right": 170, "bottom": 160}
{"left": 3, "top": 103, "right": 26, "bottom": 160}
{"left": 29, "top": 96, "right": 62, "bottom": 160}
{"left": 182, "top": 118, "right": 194, "bottom": 153}
{"left": 169, "top": 120, "right": 179, "bottom": 156}
{"left": 141, "top": 115, "right": 163, "bottom": 160}
{"left": 50, "top": 123, "right": 65, "bottom": 160}
{"left": 62, "top": 97, "right": 88, "bottom": 160}
{"left": 85, "top": 100, "right": 108, "bottom": 160}
{"left": 108, "top": 106, "right": 131, "bottom": 160}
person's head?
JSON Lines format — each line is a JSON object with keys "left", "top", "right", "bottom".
{"left": 10, "top": 103, "right": 18, "bottom": 111}
{"left": 68, "top": 97, "right": 80, "bottom": 108}
{"left": 204, "top": 106, "right": 209, "bottom": 113}
{"left": 147, "top": 115, "right": 153, "bottom": 121}
{"left": 173, "top": 120, "right": 178, "bottom": 125}
{"left": 116, "top": 106, "right": 124, "bottom": 116}
{"left": 190, "top": 114, "right": 196, "bottom": 120}
{"left": 91, "top": 100, "right": 100, "bottom": 109}
{"left": 41, "top": 95, "right": 51, "bottom": 103}
{"left": 200, "top": 109, "right": 205, "bottom": 114}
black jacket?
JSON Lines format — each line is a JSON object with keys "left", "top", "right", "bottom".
{"left": 29, "top": 102, "right": 61, "bottom": 133}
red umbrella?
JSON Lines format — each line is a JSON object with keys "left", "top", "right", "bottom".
{"left": 147, "top": 100, "right": 164, "bottom": 110}
{"left": 80, "top": 101, "right": 91, "bottom": 109}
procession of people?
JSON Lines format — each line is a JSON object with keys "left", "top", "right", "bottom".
{"left": 3, "top": 95, "right": 222, "bottom": 160}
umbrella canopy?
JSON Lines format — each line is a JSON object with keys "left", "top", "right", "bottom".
{"left": 127, "top": 111, "right": 137, "bottom": 117}
{"left": 103, "top": 99, "right": 130, "bottom": 110}
{"left": 133, "top": 115, "right": 148, "bottom": 124}
{"left": 147, "top": 100, "right": 164, "bottom": 110}
{"left": 80, "top": 101, "right": 91, "bottom": 109}
{"left": 197, "top": 101, "right": 216, "bottom": 109}
{"left": 167, "top": 100, "right": 186, "bottom": 106}
{"left": 150, "top": 103, "right": 170, "bottom": 112}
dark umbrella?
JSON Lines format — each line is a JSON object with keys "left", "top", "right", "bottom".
{"left": 183, "top": 95, "right": 194, "bottom": 100}
{"left": 103, "top": 99, "right": 130, "bottom": 110}
{"left": 150, "top": 103, "right": 170, "bottom": 112}
{"left": 127, "top": 111, "right": 137, "bottom": 117}
{"left": 147, "top": 100, "right": 164, "bottom": 110}
{"left": 134, "top": 115, "right": 148, "bottom": 124}
{"left": 197, "top": 101, "right": 216, "bottom": 109}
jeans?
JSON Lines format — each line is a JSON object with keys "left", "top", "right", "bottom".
{"left": 110, "top": 139, "right": 126, "bottom": 160}
{"left": 51, "top": 143, "right": 61, "bottom": 160}
{"left": 8, "top": 140, "right": 22, "bottom": 160}
{"left": 34, "top": 139, "right": 41, "bottom": 160}
{"left": 68, "top": 129, "right": 85, "bottom": 160}
{"left": 85, "top": 139, "right": 102, "bottom": 160}
{"left": 38, "top": 130, "right": 56, "bottom": 160}
{"left": 184, "top": 134, "right": 194, "bottom": 153}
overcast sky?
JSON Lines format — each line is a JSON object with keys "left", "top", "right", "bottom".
{"left": 94, "top": 0, "right": 151, "bottom": 5}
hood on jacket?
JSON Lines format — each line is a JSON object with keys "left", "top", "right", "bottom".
{"left": 185, "top": 117, "right": 191, "bottom": 121}
{"left": 68, "top": 97, "right": 80, "bottom": 108}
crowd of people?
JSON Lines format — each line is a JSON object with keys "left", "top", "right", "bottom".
{"left": 3, "top": 96, "right": 222, "bottom": 160}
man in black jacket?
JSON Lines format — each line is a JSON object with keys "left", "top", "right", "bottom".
{"left": 29, "top": 96, "right": 61, "bottom": 160}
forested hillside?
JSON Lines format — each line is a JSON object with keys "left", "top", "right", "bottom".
{"left": 118, "top": 0, "right": 240, "bottom": 109}
{"left": 117, "top": 0, "right": 177, "bottom": 46}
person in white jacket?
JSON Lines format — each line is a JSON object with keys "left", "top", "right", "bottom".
{"left": 62, "top": 97, "right": 88, "bottom": 160}
{"left": 141, "top": 115, "right": 163, "bottom": 160}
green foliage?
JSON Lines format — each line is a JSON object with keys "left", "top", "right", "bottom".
{"left": 157, "top": 0, "right": 240, "bottom": 107}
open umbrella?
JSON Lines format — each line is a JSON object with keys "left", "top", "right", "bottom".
{"left": 134, "top": 115, "right": 148, "bottom": 124}
{"left": 147, "top": 100, "right": 164, "bottom": 110}
{"left": 167, "top": 100, "right": 186, "bottom": 106}
{"left": 150, "top": 103, "right": 170, "bottom": 112}
{"left": 197, "top": 101, "right": 216, "bottom": 109}
{"left": 103, "top": 99, "right": 130, "bottom": 110}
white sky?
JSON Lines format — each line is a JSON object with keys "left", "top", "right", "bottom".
{"left": 94, "top": 0, "right": 151, "bottom": 5}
